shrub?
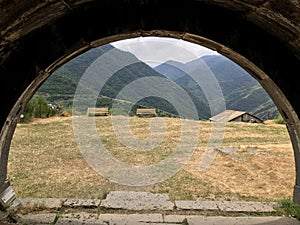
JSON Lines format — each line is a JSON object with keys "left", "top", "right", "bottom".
{"left": 277, "top": 198, "right": 300, "bottom": 220}
{"left": 20, "top": 95, "right": 56, "bottom": 122}
{"left": 274, "top": 111, "right": 285, "bottom": 124}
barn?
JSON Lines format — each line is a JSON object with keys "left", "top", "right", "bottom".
{"left": 209, "top": 110, "right": 263, "bottom": 123}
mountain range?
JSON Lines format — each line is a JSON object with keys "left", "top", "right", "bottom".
{"left": 37, "top": 43, "right": 277, "bottom": 120}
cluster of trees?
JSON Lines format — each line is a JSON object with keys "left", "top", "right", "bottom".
{"left": 20, "top": 95, "right": 59, "bottom": 122}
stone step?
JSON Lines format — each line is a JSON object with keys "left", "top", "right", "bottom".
{"left": 12, "top": 213, "right": 300, "bottom": 225}
{"left": 1, "top": 192, "right": 298, "bottom": 225}
{"left": 17, "top": 191, "right": 279, "bottom": 213}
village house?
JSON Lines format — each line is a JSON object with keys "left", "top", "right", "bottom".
{"left": 209, "top": 109, "right": 263, "bottom": 123}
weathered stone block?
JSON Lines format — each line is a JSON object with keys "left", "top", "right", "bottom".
{"left": 63, "top": 198, "right": 101, "bottom": 208}
{"left": 100, "top": 191, "right": 174, "bottom": 211}
{"left": 175, "top": 200, "right": 218, "bottom": 210}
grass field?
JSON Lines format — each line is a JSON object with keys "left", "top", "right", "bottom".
{"left": 8, "top": 116, "right": 295, "bottom": 202}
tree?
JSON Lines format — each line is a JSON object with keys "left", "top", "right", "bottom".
{"left": 20, "top": 95, "right": 56, "bottom": 122}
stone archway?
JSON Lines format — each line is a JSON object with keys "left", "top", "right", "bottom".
{"left": 0, "top": 0, "right": 299, "bottom": 208}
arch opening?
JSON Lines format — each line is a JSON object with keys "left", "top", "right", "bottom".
{"left": 5, "top": 35, "right": 296, "bottom": 207}
{"left": 1, "top": 0, "right": 300, "bottom": 210}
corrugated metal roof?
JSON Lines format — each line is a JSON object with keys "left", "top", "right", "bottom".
{"left": 209, "top": 110, "right": 246, "bottom": 122}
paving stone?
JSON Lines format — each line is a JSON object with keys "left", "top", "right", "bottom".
{"left": 56, "top": 218, "right": 105, "bottom": 225}
{"left": 7, "top": 213, "right": 300, "bottom": 225}
{"left": 126, "top": 213, "right": 163, "bottom": 222}
{"left": 98, "top": 213, "right": 163, "bottom": 225}
{"left": 19, "top": 198, "right": 65, "bottom": 210}
{"left": 56, "top": 213, "right": 100, "bottom": 225}
{"left": 163, "top": 214, "right": 187, "bottom": 223}
{"left": 61, "top": 212, "right": 99, "bottom": 220}
{"left": 98, "top": 214, "right": 128, "bottom": 225}
{"left": 100, "top": 191, "right": 174, "bottom": 210}
{"left": 135, "top": 223, "right": 178, "bottom": 225}
{"left": 175, "top": 200, "right": 218, "bottom": 210}
{"left": 186, "top": 216, "right": 300, "bottom": 225}
{"left": 63, "top": 199, "right": 101, "bottom": 208}
{"left": 56, "top": 214, "right": 163, "bottom": 225}
{"left": 8, "top": 199, "right": 22, "bottom": 214}
{"left": 16, "top": 213, "right": 57, "bottom": 224}
{"left": 216, "top": 201, "right": 278, "bottom": 212}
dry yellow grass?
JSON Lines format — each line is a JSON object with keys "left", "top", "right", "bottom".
{"left": 8, "top": 116, "right": 295, "bottom": 202}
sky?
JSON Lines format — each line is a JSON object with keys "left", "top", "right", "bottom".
{"left": 111, "top": 36, "right": 219, "bottom": 67}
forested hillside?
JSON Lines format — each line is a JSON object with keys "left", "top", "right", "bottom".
{"left": 37, "top": 44, "right": 277, "bottom": 120}
{"left": 154, "top": 55, "right": 277, "bottom": 120}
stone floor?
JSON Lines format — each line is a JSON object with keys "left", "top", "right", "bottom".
{"left": 13, "top": 213, "right": 300, "bottom": 225}
{"left": 1, "top": 191, "right": 300, "bottom": 225}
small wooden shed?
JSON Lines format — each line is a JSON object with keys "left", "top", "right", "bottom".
{"left": 136, "top": 108, "right": 157, "bottom": 117}
{"left": 87, "top": 107, "right": 109, "bottom": 116}
{"left": 209, "top": 110, "right": 263, "bottom": 123}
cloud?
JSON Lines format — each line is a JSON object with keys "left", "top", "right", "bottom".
{"left": 111, "top": 37, "right": 219, "bottom": 67}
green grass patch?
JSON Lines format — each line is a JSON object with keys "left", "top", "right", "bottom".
{"left": 277, "top": 198, "right": 300, "bottom": 220}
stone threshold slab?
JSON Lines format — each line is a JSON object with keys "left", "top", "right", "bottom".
{"left": 15, "top": 191, "right": 279, "bottom": 213}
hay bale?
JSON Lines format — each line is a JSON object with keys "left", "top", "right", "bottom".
{"left": 136, "top": 108, "right": 157, "bottom": 117}
{"left": 87, "top": 107, "right": 109, "bottom": 116}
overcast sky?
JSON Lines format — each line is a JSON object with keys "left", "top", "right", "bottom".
{"left": 111, "top": 36, "right": 219, "bottom": 67}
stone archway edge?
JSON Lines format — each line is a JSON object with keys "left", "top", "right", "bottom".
{"left": 1, "top": 1, "right": 299, "bottom": 52}
{"left": 0, "top": 0, "right": 299, "bottom": 210}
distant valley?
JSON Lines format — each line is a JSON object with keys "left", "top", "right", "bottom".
{"left": 37, "top": 44, "right": 277, "bottom": 120}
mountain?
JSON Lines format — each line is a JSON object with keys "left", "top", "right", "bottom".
{"left": 37, "top": 44, "right": 277, "bottom": 120}
{"left": 153, "top": 55, "right": 277, "bottom": 120}
{"left": 154, "top": 60, "right": 187, "bottom": 81}
{"left": 37, "top": 45, "right": 115, "bottom": 103}
{"left": 37, "top": 44, "right": 205, "bottom": 117}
